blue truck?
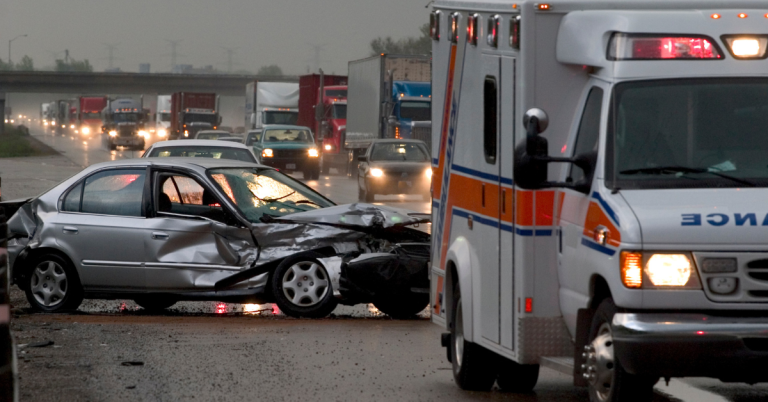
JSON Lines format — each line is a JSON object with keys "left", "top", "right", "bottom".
{"left": 345, "top": 54, "right": 432, "bottom": 176}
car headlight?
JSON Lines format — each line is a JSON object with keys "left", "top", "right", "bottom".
{"left": 139, "top": 130, "right": 149, "bottom": 138}
{"left": 370, "top": 168, "right": 384, "bottom": 178}
{"left": 109, "top": 130, "right": 118, "bottom": 137}
{"left": 620, "top": 251, "right": 700, "bottom": 289}
{"left": 157, "top": 129, "right": 168, "bottom": 138}
{"left": 70, "top": 124, "right": 75, "bottom": 129}
{"left": 425, "top": 168, "right": 433, "bottom": 178}
{"left": 262, "top": 149, "right": 274, "bottom": 158}
{"left": 308, "top": 148, "right": 319, "bottom": 158}
{"left": 184, "top": 130, "right": 189, "bottom": 137}
{"left": 81, "top": 126, "right": 91, "bottom": 135}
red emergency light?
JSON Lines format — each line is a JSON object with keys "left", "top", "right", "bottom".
{"left": 450, "top": 12, "right": 460, "bottom": 44}
{"left": 608, "top": 33, "right": 723, "bottom": 60}
{"left": 467, "top": 14, "right": 479, "bottom": 46}
{"left": 487, "top": 15, "right": 500, "bottom": 48}
{"left": 430, "top": 10, "right": 442, "bottom": 41}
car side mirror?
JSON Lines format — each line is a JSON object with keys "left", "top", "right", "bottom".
{"left": 358, "top": 155, "right": 367, "bottom": 162}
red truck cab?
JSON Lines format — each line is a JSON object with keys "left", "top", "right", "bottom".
{"left": 298, "top": 74, "right": 348, "bottom": 174}
{"left": 78, "top": 96, "right": 108, "bottom": 136}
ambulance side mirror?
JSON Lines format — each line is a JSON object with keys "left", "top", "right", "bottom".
{"left": 514, "top": 109, "right": 550, "bottom": 189}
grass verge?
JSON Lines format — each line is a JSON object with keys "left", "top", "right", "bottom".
{"left": 0, "top": 124, "right": 58, "bottom": 158}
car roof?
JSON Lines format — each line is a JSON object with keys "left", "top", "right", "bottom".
{"left": 196, "top": 130, "right": 230, "bottom": 134}
{"left": 148, "top": 140, "right": 250, "bottom": 149}
{"left": 370, "top": 139, "right": 427, "bottom": 145}
{"left": 262, "top": 125, "right": 313, "bottom": 131}
{"left": 87, "top": 157, "right": 265, "bottom": 172}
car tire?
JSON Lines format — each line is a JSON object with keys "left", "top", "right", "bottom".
{"left": 372, "top": 292, "right": 429, "bottom": 319}
{"left": 451, "top": 282, "right": 498, "bottom": 391}
{"left": 497, "top": 358, "right": 539, "bottom": 393}
{"left": 24, "top": 253, "right": 83, "bottom": 313}
{"left": 134, "top": 296, "right": 176, "bottom": 311}
{"left": 271, "top": 252, "right": 338, "bottom": 319}
{"left": 586, "top": 299, "right": 657, "bottom": 402}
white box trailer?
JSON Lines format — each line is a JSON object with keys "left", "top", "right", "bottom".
{"left": 245, "top": 82, "right": 299, "bottom": 130}
{"left": 430, "top": 0, "right": 768, "bottom": 399}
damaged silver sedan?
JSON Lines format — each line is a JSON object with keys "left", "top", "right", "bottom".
{"left": 3, "top": 158, "right": 431, "bottom": 318}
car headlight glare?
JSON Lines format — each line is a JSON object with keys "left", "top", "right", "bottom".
{"left": 81, "top": 127, "right": 91, "bottom": 135}
{"left": 425, "top": 168, "right": 433, "bottom": 178}
{"left": 70, "top": 124, "right": 75, "bottom": 129}
{"left": 308, "top": 148, "right": 319, "bottom": 158}
{"left": 262, "top": 149, "right": 274, "bottom": 158}
{"left": 370, "top": 168, "right": 384, "bottom": 178}
{"left": 157, "top": 129, "right": 168, "bottom": 137}
{"left": 324, "top": 144, "right": 333, "bottom": 151}
{"left": 138, "top": 130, "right": 149, "bottom": 138}
{"left": 109, "top": 130, "right": 118, "bottom": 137}
{"left": 646, "top": 254, "right": 692, "bottom": 287}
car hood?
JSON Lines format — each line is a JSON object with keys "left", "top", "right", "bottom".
{"left": 621, "top": 188, "right": 768, "bottom": 247}
{"left": 274, "top": 203, "right": 430, "bottom": 229}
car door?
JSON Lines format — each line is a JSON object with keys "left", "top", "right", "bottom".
{"left": 54, "top": 168, "right": 149, "bottom": 290}
{"left": 143, "top": 169, "right": 255, "bottom": 291}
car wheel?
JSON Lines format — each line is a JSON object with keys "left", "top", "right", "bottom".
{"left": 372, "top": 292, "right": 429, "bottom": 319}
{"left": 586, "top": 299, "right": 656, "bottom": 402}
{"left": 134, "top": 296, "right": 176, "bottom": 311}
{"left": 24, "top": 253, "right": 83, "bottom": 313}
{"left": 497, "top": 358, "right": 539, "bottom": 393}
{"left": 271, "top": 252, "right": 338, "bottom": 318}
{"left": 451, "top": 282, "right": 498, "bottom": 391}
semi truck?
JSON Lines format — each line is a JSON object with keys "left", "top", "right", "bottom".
{"left": 77, "top": 96, "right": 108, "bottom": 136}
{"left": 54, "top": 100, "right": 77, "bottom": 134}
{"left": 102, "top": 98, "right": 149, "bottom": 150}
{"left": 245, "top": 82, "right": 299, "bottom": 130}
{"left": 430, "top": 0, "right": 768, "bottom": 400}
{"left": 40, "top": 102, "right": 55, "bottom": 128}
{"left": 155, "top": 95, "right": 171, "bottom": 139}
{"left": 346, "top": 54, "right": 432, "bottom": 176}
{"left": 170, "top": 92, "right": 221, "bottom": 139}
{"left": 298, "top": 72, "right": 348, "bottom": 174}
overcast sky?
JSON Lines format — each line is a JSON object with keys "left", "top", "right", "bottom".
{"left": 0, "top": 0, "right": 430, "bottom": 75}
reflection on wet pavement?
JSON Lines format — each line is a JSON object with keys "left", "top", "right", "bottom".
{"left": 76, "top": 298, "right": 430, "bottom": 319}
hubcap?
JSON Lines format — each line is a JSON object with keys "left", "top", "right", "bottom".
{"left": 30, "top": 261, "right": 68, "bottom": 307}
{"left": 454, "top": 298, "right": 465, "bottom": 368}
{"left": 582, "top": 322, "right": 615, "bottom": 401}
{"left": 281, "top": 261, "right": 329, "bottom": 307}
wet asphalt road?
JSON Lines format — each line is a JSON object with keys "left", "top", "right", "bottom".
{"left": 5, "top": 127, "right": 768, "bottom": 401}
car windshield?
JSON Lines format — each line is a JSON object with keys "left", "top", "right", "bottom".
{"left": 184, "top": 113, "right": 218, "bottom": 125}
{"left": 262, "top": 129, "right": 314, "bottom": 144}
{"left": 608, "top": 78, "right": 768, "bottom": 189}
{"left": 400, "top": 101, "right": 431, "bottom": 121}
{"left": 158, "top": 112, "right": 171, "bottom": 121}
{"left": 112, "top": 113, "right": 141, "bottom": 123}
{"left": 209, "top": 167, "right": 334, "bottom": 221}
{"left": 263, "top": 111, "right": 299, "bottom": 125}
{"left": 326, "top": 89, "right": 347, "bottom": 98}
{"left": 147, "top": 146, "right": 256, "bottom": 163}
{"left": 332, "top": 104, "right": 347, "bottom": 119}
{"left": 370, "top": 142, "right": 429, "bottom": 162}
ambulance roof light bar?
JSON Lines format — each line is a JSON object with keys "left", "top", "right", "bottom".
{"left": 607, "top": 33, "right": 723, "bottom": 61}
{"left": 722, "top": 35, "right": 768, "bottom": 59}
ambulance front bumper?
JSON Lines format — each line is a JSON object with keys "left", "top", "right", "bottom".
{"left": 612, "top": 313, "right": 768, "bottom": 382}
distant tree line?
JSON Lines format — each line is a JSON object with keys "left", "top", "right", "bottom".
{"left": 370, "top": 23, "right": 431, "bottom": 56}
{"left": 0, "top": 55, "right": 34, "bottom": 71}
{"left": 0, "top": 55, "right": 93, "bottom": 72}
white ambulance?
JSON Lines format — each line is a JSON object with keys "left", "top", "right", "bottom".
{"left": 429, "top": 0, "right": 768, "bottom": 400}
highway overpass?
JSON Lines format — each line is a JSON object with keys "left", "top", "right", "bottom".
{"left": 0, "top": 71, "right": 298, "bottom": 96}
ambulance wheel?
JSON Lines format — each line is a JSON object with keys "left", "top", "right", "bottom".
{"left": 372, "top": 292, "right": 429, "bottom": 319}
{"left": 271, "top": 252, "right": 338, "bottom": 319}
{"left": 497, "top": 358, "right": 539, "bottom": 393}
{"left": 586, "top": 299, "right": 656, "bottom": 402}
{"left": 451, "top": 283, "right": 498, "bottom": 391}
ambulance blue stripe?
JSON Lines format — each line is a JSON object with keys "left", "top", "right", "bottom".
{"left": 452, "top": 208, "right": 552, "bottom": 237}
{"left": 451, "top": 163, "right": 514, "bottom": 185}
{"left": 591, "top": 192, "right": 620, "bottom": 227}
{"left": 581, "top": 238, "right": 616, "bottom": 256}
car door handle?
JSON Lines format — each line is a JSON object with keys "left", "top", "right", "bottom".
{"left": 152, "top": 232, "right": 169, "bottom": 240}
{"left": 62, "top": 226, "right": 78, "bottom": 235}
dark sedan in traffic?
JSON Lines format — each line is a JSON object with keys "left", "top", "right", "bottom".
{"left": 357, "top": 139, "right": 432, "bottom": 202}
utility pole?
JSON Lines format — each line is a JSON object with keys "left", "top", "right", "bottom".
{"left": 165, "top": 39, "right": 183, "bottom": 69}
{"left": 8, "top": 34, "right": 27, "bottom": 64}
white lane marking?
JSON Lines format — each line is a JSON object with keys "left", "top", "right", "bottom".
{"left": 655, "top": 379, "right": 729, "bottom": 402}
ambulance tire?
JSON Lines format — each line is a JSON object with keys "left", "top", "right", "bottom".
{"left": 496, "top": 358, "right": 539, "bottom": 393}
{"left": 587, "top": 299, "right": 656, "bottom": 402}
{"left": 451, "top": 283, "right": 498, "bottom": 391}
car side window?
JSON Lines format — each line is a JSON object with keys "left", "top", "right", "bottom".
{"left": 61, "top": 182, "right": 83, "bottom": 212}
{"left": 156, "top": 173, "right": 232, "bottom": 224}
{"left": 569, "top": 87, "right": 604, "bottom": 184}
{"left": 80, "top": 169, "right": 146, "bottom": 217}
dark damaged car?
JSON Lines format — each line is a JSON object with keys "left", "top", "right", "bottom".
{"left": 2, "top": 158, "right": 430, "bottom": 318}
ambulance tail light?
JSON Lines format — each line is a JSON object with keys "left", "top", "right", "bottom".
{"left": 510, "top": 15, "right": 521, "bottom": 50}
{"left": 722, "top": 35, "right": 768, "bottom": 59}
{"left": 607, "top": 33, "right": 723, "bottom": 60}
